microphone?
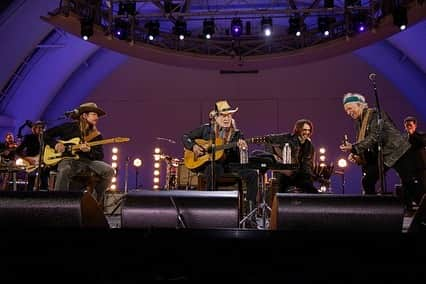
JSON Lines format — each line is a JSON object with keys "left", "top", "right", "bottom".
{"left": 156, "top": 137, "right": 176, "bottom": 144}
{"left": 368, "top": 73, "right": 377, "bottom": 81}
{"left": 64, "top": 109, "right": 79, "bottom": 117}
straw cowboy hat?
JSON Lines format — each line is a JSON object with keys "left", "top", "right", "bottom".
{"left": 215, "top": 100, "right": 238, "bottom": 115}
{"left": 71, "top": 102, "right": 106, "bottom": 119}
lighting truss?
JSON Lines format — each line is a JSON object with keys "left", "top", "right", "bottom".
{"left": 57, "top": 0, "right": 416, "bottom": 59}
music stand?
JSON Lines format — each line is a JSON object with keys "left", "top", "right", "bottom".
{"left": 239, "top": 156, "right": 272, "bottom": 229}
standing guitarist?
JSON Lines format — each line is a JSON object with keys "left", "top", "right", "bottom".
{"left": 182, "top": 100, "right": 259, "bottom": 219}
{"left": 15, "top": 121, "right": 49, "bottom": 191}
{"left": 339, "top": 93, "right": 425, "bottom": 209}
{"left": 43, "top": 102, "right": 114, "bottom": 207}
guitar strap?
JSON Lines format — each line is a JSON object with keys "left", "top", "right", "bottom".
{"left": 84, "top": 130, "right": 101, "bottom": 142}
{"left": 357, "top": 108, "right": 373, "bottom": 143}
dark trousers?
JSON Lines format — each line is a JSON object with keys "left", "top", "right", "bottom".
{"left": 26, "top": 168, "right": 49, "bottom": 191}
{"left": 362, "top": 150, "right": 425, "bottom": 206}
{"left": 274, "top": 172, "right": 318, "bottom": 193}
{"left": 203, "top": 163, "right": 259, "bottom": 203}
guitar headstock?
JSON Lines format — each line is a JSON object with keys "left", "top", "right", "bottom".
{"left": 249, "top": 136, "right": 267, "bottom": 144}
{"left": 113, "top": 137, "right": 130, "bottom": 143}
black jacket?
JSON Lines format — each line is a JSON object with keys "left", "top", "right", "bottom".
{"left": 408, "top": 131, "right": 426, "bottom": 170}
{"left": 182, "top": 123, "right": 243, "bottom": 164}
{"left": 265, "top": 133, "right": 314, "bottom": 178}
{"left": 352, "top": 108, "right": 411, "bottom": 168}
{"left": 44, "top": 122, "right": 104, "bottom": 161}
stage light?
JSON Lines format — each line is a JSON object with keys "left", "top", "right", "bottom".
{"left": 118, "top": 1, "right": 136, "bottom": 16}
{"left": 393, "top": 6, "right": 408, "bottom": 31}
{"left": 80, "top": 17, "right": 93, "bottom": 41}
{"left": 202, "top": 19, "right": 215, "bottom": 39}
{"left": 318, "top": 16, "right": 335, "bottom": 37}
{"left": 338, "top": 158, "right": 348, "bottom": 168}
{"left": 319, "top": 148, "right": 326, "bottom": 154}
{"left": 153, "top": 177, "right": 160, "bottom": 183}
{"left": 111, "top": 177, "right": 117, "bottom": 183}
{"left": 145, "top": 20, "right": 160, "bottom": 41}
{"left": 173, "top": 19, "right": 187, "bottom": 40}
{"left": 112, "top": 147, "right": 118, "bottom": 154}
{"left": 111, "top": 162, "right": 118, "bottom": 168}
{"left": 114, "top": 18, "right": 130, "bottom": 40}
{"left": 154, "top": 170, "right": 160, "bottom": 176}
{"left": 351, "top": 13, "right": 367, "bottom": 33}
{"left": 112, "top": 155, "right": 118, "bottom": 161}
{"left": 110, "top": 184, "right": 117, "bottom": 190}
{"left": 319, "top": 155, "right": 326, "bottom": 162}
{"left": 231, "top": 18, "right": 243, "bottom": 37}
{"left": 261, "top": 17, "right": 272, "bottom": 37}
{"left": 288, "top": 16, "right": 305, "bottom": 36}
{"left": 133, "top": 158, "right": 142, "bottom": 168}
{"left": 154, "top": 162, "right": 160, "bottom": 168}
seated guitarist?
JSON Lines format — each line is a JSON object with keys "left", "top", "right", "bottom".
{"left": 265, "top": 119, "right": 318, "bottom": 194}
{"left": 43, "top": 102, "right": 114, "bottom": 207}
{"left": 15, "top": 121, "right": 49, "bottom": 191}
{"left": 339, "top": 93, "right": 425, "bottom": 210}
{"left": 182, "top": 100, "right": 259, "bottom": 220}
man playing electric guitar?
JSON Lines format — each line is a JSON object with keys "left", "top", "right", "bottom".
{"left": 44, "top": 102, "right": 115, "bottom": 207}
{"left": 182, "top": 100, "right": 259, "bottom": 225}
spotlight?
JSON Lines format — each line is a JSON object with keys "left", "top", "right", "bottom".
{"left": 230, "top": 18, "right": 243, "bottom": 37}
{"left": 202, "top": 19, "right": 215, "bottom": 39}
{"left": 114, "top": 18, "right": 130, "bottom": 40}
{"left": 145, "top": 20, "right": 160, "bottom": 40}
{"left": 133, "top": 158, "right": 142, "bottom": 168}
{"left": 319, "top": 148, "right": 326, "bottom": 154}
{"left": 318, "top": 16, "right": 335, "bottom": 37}
{"left": 173, "top": 19, "right": 187, "bottom": 40}
{"left": 112, "top": 147, "right": 118, "bottom": 154}
{"left": 338, "top": 158, "right": 348, "bottom": 168}
{"left": 393, "top": 6, "right": 408, "bottom": 31}
{"left": 118, "top": 1, "right": 136, "bottom": 16}
{"left": 288, "top": 16, "right": 305, "bottom": 36}
{"left": 261, "top": 17, "right": 273, "bottom": 37}
{"left": 80, "top": 17, "right": 93, "bottom": 40}
{"left": 351, "top": 13, "right": 367, "bottom": 33}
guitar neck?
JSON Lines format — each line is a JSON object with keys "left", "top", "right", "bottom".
{"left": 71, "top": 138, "right": 120, "bottom": 150}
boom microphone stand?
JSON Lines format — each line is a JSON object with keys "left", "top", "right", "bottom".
{"left": 369, "top": 73, "right": 387, "bottom": 194}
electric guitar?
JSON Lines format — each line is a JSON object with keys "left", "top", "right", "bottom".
{"left": 43, "top": 137, "right": 130, "bottom": 166}
{"left": 183, "top": 136, "right": 266, "bottom": 170}
{"left": 343, "top": 134, "right": 365, "bottom": 165}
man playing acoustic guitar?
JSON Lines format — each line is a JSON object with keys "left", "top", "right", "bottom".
{"left": 44, "top": 102, "right": 115, "bottom": 207}
{"left": 339, "top": 93, "right": 425, "bottom": 211}
{"left": 182, "top": 100, "right": 259, "bottom": 224}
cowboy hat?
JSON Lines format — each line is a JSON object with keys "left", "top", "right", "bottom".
{"left": 215, "top": 100, "right": 238, "bottom": 115}
{"left": 71, "top": 102, "right": 106, "bottom": 119}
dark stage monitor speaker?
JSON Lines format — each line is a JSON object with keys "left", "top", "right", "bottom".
{"left": 0, "top": 191, "right": 109, "bottom": 228}
{"left": 121, "top": 190, "right": 239, "bottom": 229}
{"left": 270, "top": 193, "right": 404, "bottom": 232}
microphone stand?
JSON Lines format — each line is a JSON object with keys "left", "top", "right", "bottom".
{"left": 35, "top": 124, "right": 46, "bottom": 191}
{"left": 370, "top": 75, "right": 387, "bottom": 194}
{"left": 209, "top": 119, "right": 216, "bottom": 190}
{"left": 170, "top": 196, "right": 187, "bottom": 229}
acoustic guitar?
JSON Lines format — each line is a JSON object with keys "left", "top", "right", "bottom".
{"left": 17, "top": 156, "right": 40, "bottom": 173}
{"left": 43, "top": 137, "right": 130, "bottom": 166}
{"left": 183, "top": 136, "right": 266, "bottom": 170}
